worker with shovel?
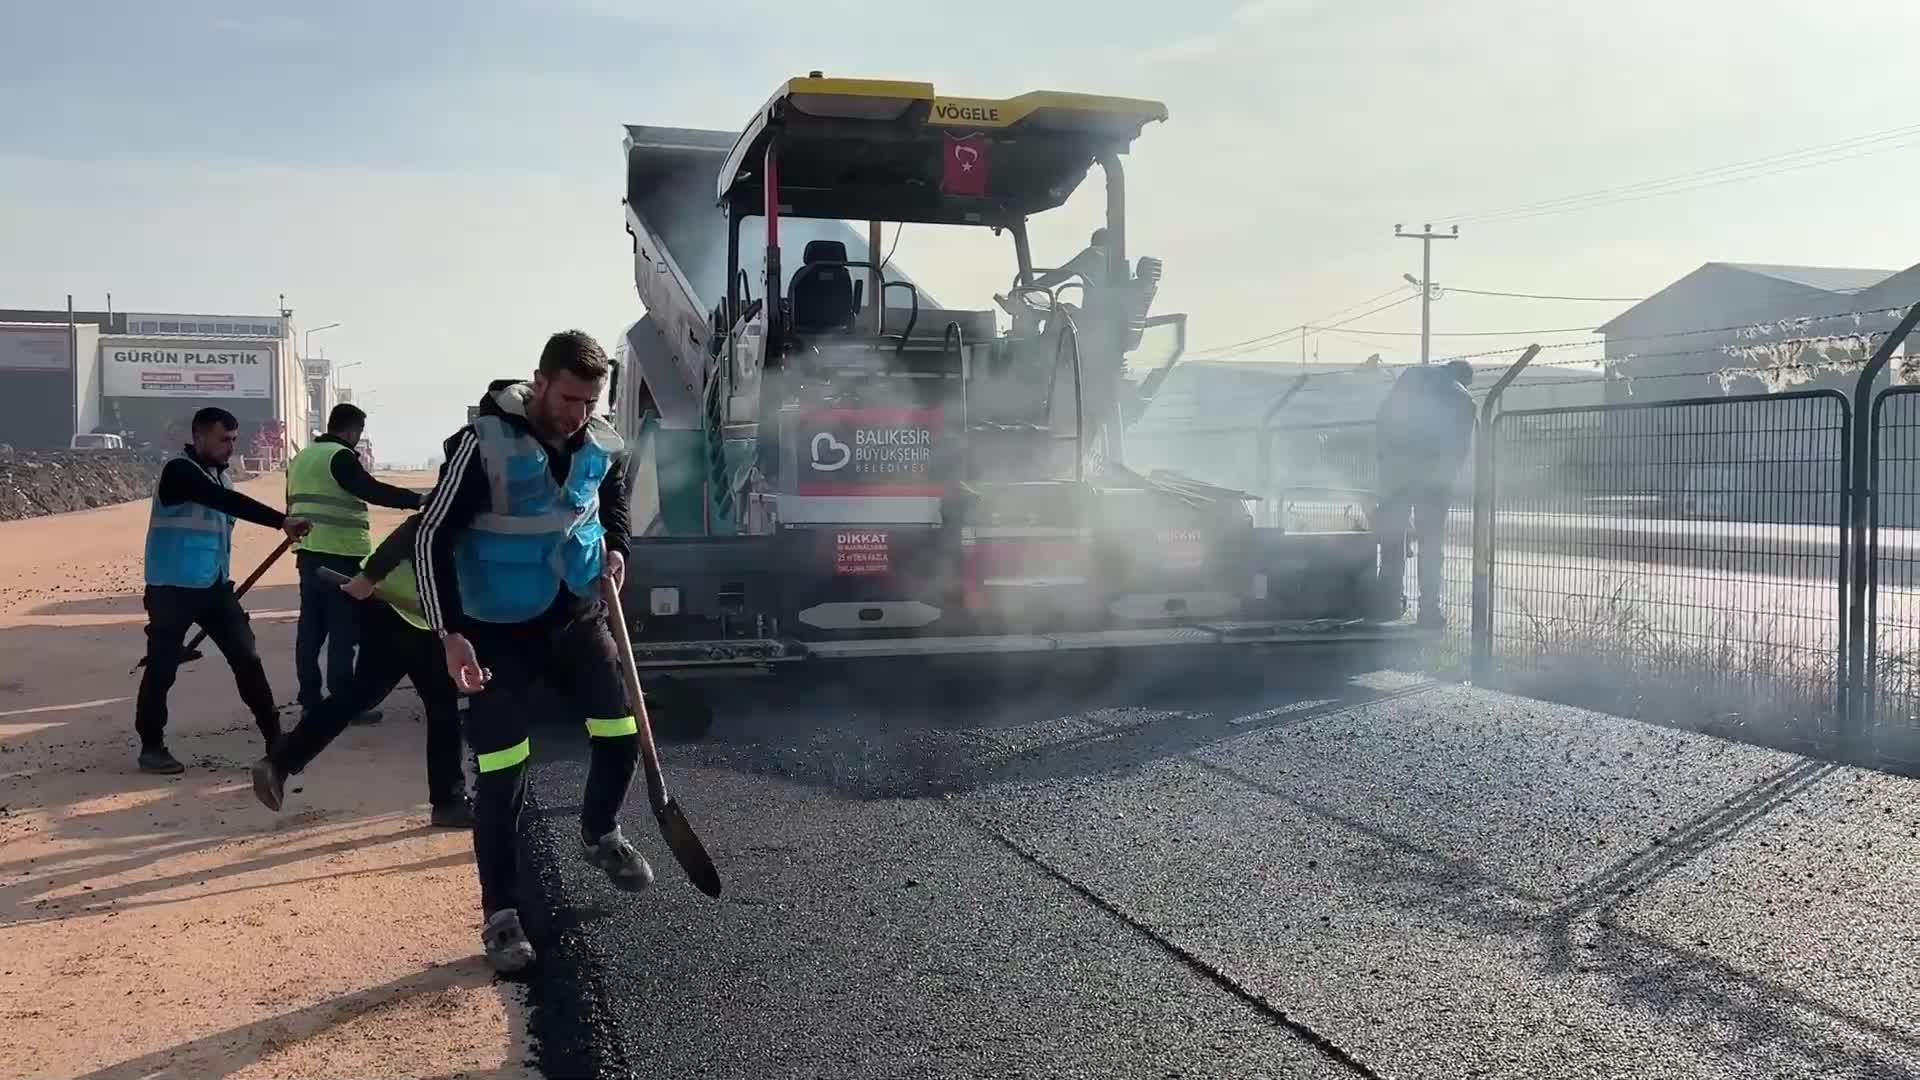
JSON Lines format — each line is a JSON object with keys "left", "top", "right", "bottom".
{"left": 285, "top": 402, "right": 426, "bottom": 728}
{"left": 413, "top": 331, "right": 652, "bottom": 975}
{"left": 135, "top": 406, "right": 312, "bottom": 775}
{"left": 249, "top": 512, "right": 472, "bottom": 827}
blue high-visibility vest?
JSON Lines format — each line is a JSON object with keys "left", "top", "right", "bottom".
{"left": 144, "top": 455, "right": 235, "bottom": 589}
{"left": 454, "top": 388, "right": 623, "bottom": 624}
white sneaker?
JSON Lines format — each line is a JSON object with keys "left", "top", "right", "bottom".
{"left": 481, "top": 908, "right": 536, "bottom": 974}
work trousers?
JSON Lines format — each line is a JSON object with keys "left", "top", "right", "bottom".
{"left": 1376, "top": 481, "right": 1451, "bottom": 615}
{"left": 462, "top": 603, "right": 641, "bottom": 917}
{"left": 136, "top": 581, "right": 281, "bottom": 751}
{"left": 294, "top": 551, "right": 367, "bottom": 713}
{"left": 273, "top": 598, "right": 466, "bottom": 807}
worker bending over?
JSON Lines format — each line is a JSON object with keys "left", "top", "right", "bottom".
{"left": 1374, "top": 359, "right": 1476, "bottom": 627}
{"left": 286, "top": 403, "right": 425, "bottom": 724}
{"left": 136, "top": 407, "right": 311, "bottom": 775}
{"left": 415, "top": 330, "right": 649, "bottom": 974}
{"left": 250, "top": 512, "right": 471, "bottom": 826}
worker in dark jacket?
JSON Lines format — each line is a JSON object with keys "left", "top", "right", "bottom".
{"left": 1375, "top": 360, "right": 1476, "bottom": 627}
{"left": 136, "top": 407, "right": 312, "bottom": 775}
{"left": 251, "top": 512, "right": 472, "bottom": 827}
{"left": 414, "top": 331, "right": 647, "bottom": 975}
{"left": 285, "top": 403, "right": 425, "bottom": 724}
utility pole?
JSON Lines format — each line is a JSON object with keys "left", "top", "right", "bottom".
{"left": 1395, "top": 223, "right": 1459, "bottom": 364}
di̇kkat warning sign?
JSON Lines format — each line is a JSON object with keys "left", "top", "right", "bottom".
{"left": 799, "top": 408, "right": 944, "bottom": 496}
{"left": 831, "top": 530, "right": 891, "bottom": 576}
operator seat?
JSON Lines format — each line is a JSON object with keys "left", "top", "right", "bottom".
{"left": 790, "top": 240, "right": 857, "bottom": 334}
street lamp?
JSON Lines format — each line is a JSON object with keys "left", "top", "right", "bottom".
{"left": 304, "top": 322, "right": 341, "bottom": 360}
{"left": 331, "top": 361, "right": 363, "bottom": 405}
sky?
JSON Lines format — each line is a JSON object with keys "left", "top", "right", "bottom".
{"left": 4, "top": 0, "right": 1919, "bottom": 463}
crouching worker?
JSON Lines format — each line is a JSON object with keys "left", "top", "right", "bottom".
{"left": 250, "top": 513, "right": 473, "bottom": 827}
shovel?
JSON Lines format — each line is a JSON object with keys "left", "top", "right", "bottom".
{"left": 129, "top": 535, "right": 295, "bottom": 674}
{"left": 600, "top": 570, "right": 723, "bottom": 898}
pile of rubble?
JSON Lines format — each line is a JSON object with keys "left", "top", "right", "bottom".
{"left": 0, "top": 448, "right": 254, "bottom": 522}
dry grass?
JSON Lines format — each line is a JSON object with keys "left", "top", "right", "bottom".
{"left": 1410, "top": 574, "right": 1847, "bottom": 760}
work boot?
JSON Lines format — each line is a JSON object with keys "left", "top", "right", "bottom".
{"left": 583, "top": 824, "right": 654, "bottom": 893}
{"left": 251, "top": 756, "right": 287, "bottom": 811}
{"left": 138, "top": 747, "right": 185, "bottom": 775}
{"left": 481, "top": 909, "right": 536, "bottom": 974}
{"left": 430, "top": 797, "right": 476, "bottom": 829}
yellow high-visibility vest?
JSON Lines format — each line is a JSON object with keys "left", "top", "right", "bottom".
{"left": 286, "top": 442, "right": 371, "bottom": 557}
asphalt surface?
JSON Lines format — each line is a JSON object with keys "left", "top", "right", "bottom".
{"left": 513, "top": 649, "right": 1920, "bottom": 1080}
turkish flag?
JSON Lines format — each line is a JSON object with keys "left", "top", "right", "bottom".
{"left": 941, "top": 133, "right": 989, "bottom": 197}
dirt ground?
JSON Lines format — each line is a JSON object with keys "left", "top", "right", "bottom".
{"left": 0, "top": 473, "right": 537, "bottom": 1080}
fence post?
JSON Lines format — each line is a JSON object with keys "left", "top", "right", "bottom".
{"left": 1846, "top": 301, "right": 1920, "bottom": 750}
{"left": 1253, "top": 374, "right": 1312, "bottom": 528}
{"left": 1471, "top": 344, "right": 1541, "bottom": 682}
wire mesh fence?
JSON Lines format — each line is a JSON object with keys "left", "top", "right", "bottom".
{"left": 1869, "top": 387, "right": 1920, "bottom": 762}
{"left": 1487, "top": 391, "right": 1850, "bottom": 749}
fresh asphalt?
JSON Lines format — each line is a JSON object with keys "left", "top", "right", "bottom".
{"left": 511, "top": 647, "right": 1920, "bottom": 1080}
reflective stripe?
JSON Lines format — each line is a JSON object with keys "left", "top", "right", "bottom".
{"left": 152, "top": 513, "right": 229, "bottom": 533}
{"left": 585, "top": 715, "right": 638, "bottom": 738}
{"left": 476, "top": 738, "right": 531, "bottom": 772}
{"left": 471, "top": 509, "right": 583, "bottom": 535}
{"left": 299, "top": 512, "right": 374, "bottom": 529}
{"left": 288, "top": 493, "right": 371, "bottom": 511}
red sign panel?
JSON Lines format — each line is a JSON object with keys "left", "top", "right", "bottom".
{"left": 798, "top": 408, "right": 944, "bottom": 497}
{"left": 832, "top": 530, "right": 891, "bottom": 576}
{"left": 941, "top": 134, "right": 990, "bottom": 197}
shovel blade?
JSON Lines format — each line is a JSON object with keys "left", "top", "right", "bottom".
{"left": 656, "top": 798, "right": 721, "bottom": 898}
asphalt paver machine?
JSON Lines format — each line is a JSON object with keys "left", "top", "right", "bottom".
{"left": 609, "top": 75, "right": 1415, "bottom": 708}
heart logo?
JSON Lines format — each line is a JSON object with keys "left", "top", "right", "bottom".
{"left": 810, "top": 432, "right": 851, "bottom": 471}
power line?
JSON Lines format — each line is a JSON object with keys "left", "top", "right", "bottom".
{"left": 1435, "top": 285, "right": 1646, "bottom": 302}
{"left": 1438, "top": 121, "right": 1920, "bottom": 226}
{"left": 1334, "top": 324, "right": 1600, "bottom": 338}
{"left": 1195, "top": 282, "right": 1914, "bottom": 366}
{"left": 1191, "top": 289, "right": 1416, "bottom": 357}
{"left": 1206, "top": 304, "right": 1916, "bottom": 390}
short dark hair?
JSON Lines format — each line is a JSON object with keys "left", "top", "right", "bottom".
{"left": 538, "top": 330, "right": 611, "bottom": 381}
{"left": 1446, "top": 359, "right": 1475, "bottom": 387}
{"left": 191, "top": 407, "right": 238, "bottom": 433}
{"left": 327, "top": 403, "right": 366, "bottom": 433}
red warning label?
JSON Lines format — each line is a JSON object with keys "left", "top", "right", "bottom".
{"left": 833, "top": 530, "right": 891, "bottom": 576}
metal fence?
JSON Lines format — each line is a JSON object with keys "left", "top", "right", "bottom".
{"left": 1487, "top": 392, "right": 1850, "bottom": 749}
{"left": 1869, "top": 386, "right": 1920, "bottom": 758}
{"left": 1209, "top": 301, "right": 1920, "bottom": 768}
